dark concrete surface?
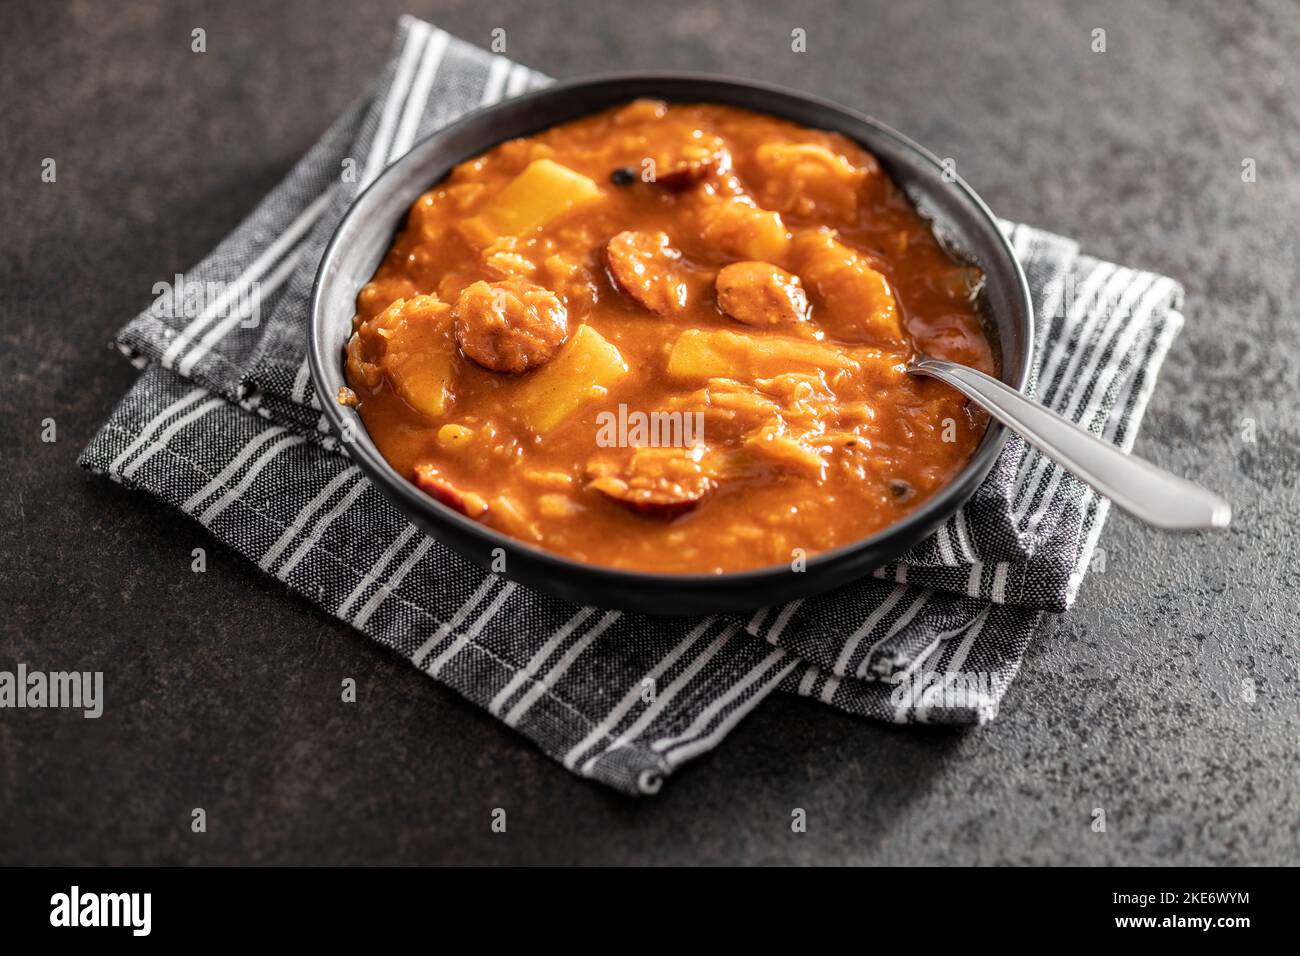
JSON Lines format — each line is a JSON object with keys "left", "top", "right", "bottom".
{"left": 1, "top": 0, "right": 1296, "bottom": 865}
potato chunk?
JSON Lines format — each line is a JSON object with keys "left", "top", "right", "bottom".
{"left": 603, "top": 230, "right": 689, "bottom": 315}
{"left": 791, "top": 231, "right": 901, "bottom": 346}
{"left": 754, "top": 142, "right": 869, "bottom": 222}
{"left": 715, "top": 261, "right": 810, "bottom": 328}
{"left": 462, "top": 159, "right": 602, "bottom": 243}
{"left": 667, "top": 328, "right": 857, "bottom": 381}
{"left": 513, "top": 324, "right": 629, "bottom": 433}
{"left": 695, "top": 198, "right": 790, "bottom": 263}
{"left": 366, "top": 295, "right": 457, "bottom": 419}
{"left": 452, "top": 279, "right": 568, "bottom": 373}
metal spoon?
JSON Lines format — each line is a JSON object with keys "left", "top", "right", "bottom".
{"left": 907, "top": 356, "right": 1231, "bottom": 531}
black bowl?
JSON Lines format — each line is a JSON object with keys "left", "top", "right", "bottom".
{"left": 310, "top": 73, "right": 1034, "bottom": 615}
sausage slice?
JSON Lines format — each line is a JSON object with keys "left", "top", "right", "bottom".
{"left": 649, "top": 132, "right": 732, "bottom": 192}
{"left": 715, "top": 261, "right": 811, "bottom": 328}
{"left": 603, "top": 230, "right": 689, "bottom": 315}
{"left": 452, "top": 279, "right": 568, "bottom": 373}
{"left": 413, "top": 464, "right": 489, "bottom": 518}
{"left": 587, "top": 449, "right": 715, "bottom": 518}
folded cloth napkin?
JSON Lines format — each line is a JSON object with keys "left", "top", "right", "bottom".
{"left": 80, "top": 16, "right": 1185, "bottom": 794}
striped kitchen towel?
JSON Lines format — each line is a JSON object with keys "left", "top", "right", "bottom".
{"left": 80, "top": 16, "right": 1186, "bottom": 794}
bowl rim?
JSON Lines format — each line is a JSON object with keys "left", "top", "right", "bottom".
{"left": 309, "top": 70, "right": 1035, "bottom": 592}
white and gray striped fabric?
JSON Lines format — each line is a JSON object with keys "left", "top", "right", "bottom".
{"left": 79, "top": 16, "right": 1186, "bottom": 794}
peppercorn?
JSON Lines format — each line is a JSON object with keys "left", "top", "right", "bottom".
{"left": 889, "top": 479, "right": 915, "bottom": 499}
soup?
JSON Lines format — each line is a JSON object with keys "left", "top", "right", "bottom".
{"left": 342, "top": 100, "right": 994, "bottom": 573}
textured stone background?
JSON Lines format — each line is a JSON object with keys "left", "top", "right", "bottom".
{"left": 1, "top": 0, "right": 1296, "bottom": 864}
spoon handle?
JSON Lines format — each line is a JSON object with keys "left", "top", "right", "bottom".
{"left": 908, "top": 357, "right": 1231, "bottom": 531}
